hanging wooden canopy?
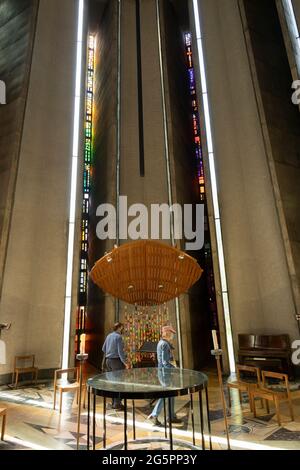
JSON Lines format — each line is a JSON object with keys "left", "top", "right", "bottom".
{"left": 90, "top": 240, "right": 203, "bottom": 306}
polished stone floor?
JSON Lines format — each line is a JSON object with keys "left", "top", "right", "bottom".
{"left": 0, "top": 368, "right": 300, "bottom": 451}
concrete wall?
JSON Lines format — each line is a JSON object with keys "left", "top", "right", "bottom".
{"left": 0, "top": 0, "right": 38, "bottom": 298}
{"left": 192, "top": 0, "right": 299, "bottom": 356}
{"left": 292, "top": 0, "right": 300, "bottom": 26}
{"left": 0, "top": 0, "right": 78, "bottom": 377}
{"left": 87, "top": 0, "right": 208, "bottom": 368}
{"left": 243, "top": 0, "right": 300, "bottom": 332}
{"left": 87, "top": 0, "right": 179, "bottom": 367}
{"left": 132, "top": 0, "right": 178, "bottom": 351}
{"left": 161, "top": 0, "right": 212, "bottom": 368}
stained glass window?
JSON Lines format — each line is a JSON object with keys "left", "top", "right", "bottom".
{"left": 78, "top": 34, "right": 95, "bottom": 313}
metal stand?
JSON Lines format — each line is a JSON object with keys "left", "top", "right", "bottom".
{"left": 124, "top": 399, "right": 128, "bottom": 450}
{"left": 103, "top": 397, "right": 107, "bottom": 448}
{"left": 93, "top": 392, "right": 96, "bottom": 450}
{"left": 132, "top": 400, "right": 136, "bottom": 440}
{"left": 163, "top": 399, "right": 167, "bottom": 439}
{"left": 205, "top": 387, "right": 213, "bottom": 450}
{"left": 211, "top": 349, "right": 231, "bottom": 450}
{"left": 168, "top": 398, "right": 173, "bottom": 450}
{"left": 199, "top": 391, "right": 205, "bottom": 450}
{"left": 86, "top": 370, "right": 211, "bottom": 452}
{"left": 87, "top": 386, "right": 90, "bottom": 450}
{"left": 190, "top": 393, "right": 195, "bottom": 446}
{"left": 76, "top": 353, "right": 88, "bottom": 450}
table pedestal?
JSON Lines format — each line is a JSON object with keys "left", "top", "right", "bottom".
{"left": 87, "top": 387, "right": 212, "bottom": 451}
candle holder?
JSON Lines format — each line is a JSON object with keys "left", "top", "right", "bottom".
{"left": 211, "top": 331, "right": 231, "bottom": 450}
{"left": 0, "top": 323, "right": 11, "bottom": 338}
{"left": 76, "top": 352, "right": 88, "bottom": 450}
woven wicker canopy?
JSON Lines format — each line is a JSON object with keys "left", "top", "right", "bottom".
{"left": 90, "top": 240, "right": 203, "bottom": 306}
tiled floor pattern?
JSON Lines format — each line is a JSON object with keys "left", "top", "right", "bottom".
{"left": 0, "top": 371, "right": 300, "bottom": 451}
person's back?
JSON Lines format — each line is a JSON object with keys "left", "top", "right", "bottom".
{"left": 102, "top": 322, "right": 127, "bottom": 410}
{"left": 103, "top": 331, "right": 125, "bottom": 361}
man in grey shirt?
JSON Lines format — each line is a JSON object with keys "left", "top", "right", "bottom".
{"left": 102, "top": 322, "right": 128, "bottom": 410}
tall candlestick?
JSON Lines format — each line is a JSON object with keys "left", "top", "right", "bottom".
{"left": 212, "top": 330, "right": 219, "bottom": 350}
{"left": 80, "top": 334, "right": 86, "bottom": 354}
{"left": 211, "top": 347, "right": 231, "bottom": 450}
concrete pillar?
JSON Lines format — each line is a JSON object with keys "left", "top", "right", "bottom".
{"left": 0, "top": 0, "right": 78, "bottom": 379}
{"left": 191, "top": 0, "right": 299, "bottom": 358}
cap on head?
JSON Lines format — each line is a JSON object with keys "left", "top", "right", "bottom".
{"left": 162, "top": 325, "right": 176, "bottom": 335}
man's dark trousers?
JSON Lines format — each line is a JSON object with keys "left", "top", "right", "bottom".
{"left": 106, "top": 358, "right": 125, "bottom": 408}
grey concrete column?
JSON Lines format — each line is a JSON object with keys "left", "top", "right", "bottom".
{"left": 0, "top": 0, "right": 78, "bottom": 376}
{"left": 277, "top": 0, "right": 300, "bottom": 80}
{"left": 192, "top": 0, "right": 299, "bottom": 354}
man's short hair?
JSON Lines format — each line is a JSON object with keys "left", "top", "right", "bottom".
{"left": 113, "top": 322, "right": 123, "bottom": 331}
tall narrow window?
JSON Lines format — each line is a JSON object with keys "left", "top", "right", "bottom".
{"left": 76, "top": 34, "right": 95, "bottom": 355}
{"left": 185, "top": 32, "right": 219, "bottom": 333}
{"left": 62, "top": 0, "right": 84, "bottom": 369}
{"left": 192, "top": 0, "right": 235, "bottom": 373}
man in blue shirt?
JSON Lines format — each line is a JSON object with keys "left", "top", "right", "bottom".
{"left": 148, "top": 325, "right": 182, "bottom": 426}
{"left": 102, "top": 322, "right": 128, "bottom": 410}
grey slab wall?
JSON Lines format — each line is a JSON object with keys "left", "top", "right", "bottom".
{"left": 0, "top": 0, "right": 78, "bottom": 376}
{"left": 0, "top": 0, "right": 38, "bottom": 298}
{"left": 242, "top": 0, "right": 300, "bottom": 333}
{"left": 194, "top": 0, "right": 299, "bottom": 354}
{"left": 292, "top": 0, "right": 300, "bottom": 24}
{"left": 161, "top": 0, "right": 212, "bottom": 368}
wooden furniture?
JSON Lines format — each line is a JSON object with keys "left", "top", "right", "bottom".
{"left": 0, "top": 408, "right": 6, "bottom": 440}
{"left": 227, "top": 364, "right": 262, "bottom": 411}
{"left": 238, "top": 334, "right": 294, "bottom": 379}
{"left": 53, "top": 368, "right": 86, "bottom": 413}
{"left": 12, "top": 355, "right": 38, "bottom": 388}
{"left": 133, "top": 341, "right": 157, "bottom": 368}
{"left": 250, "top": 371, "right": 294, "bottom": 426}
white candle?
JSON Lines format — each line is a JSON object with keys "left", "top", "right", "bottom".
{"left": 212, "top": 330, "right": 219, "bottom": 350}
{"left": 80, "top": 334, "right": 86, "bottom": 354}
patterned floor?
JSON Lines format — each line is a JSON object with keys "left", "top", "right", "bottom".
{"left": 108, "top": 438, "right": 201, "bottom": 451}
{"left": 0, "top": 372, "right": 300, "bottom": 451}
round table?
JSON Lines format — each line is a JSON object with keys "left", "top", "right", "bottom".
{"left": 87, "top": 368, "right": 212, "bottom": 451}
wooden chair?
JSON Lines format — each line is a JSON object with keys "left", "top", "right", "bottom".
{"left": 53, "top": 368, "right": 86, "bottom": 413}
{"left": 0, "top": 408, "right": 7, "bottom": 441}
{"left": 227, "top": 364, "right": 262, "bottom": 411}
{"left": 12, "top": 355, "right": 38, "bottom": 388}
{"left": 250, "top": 371, "right": 294, "bottom": 426}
